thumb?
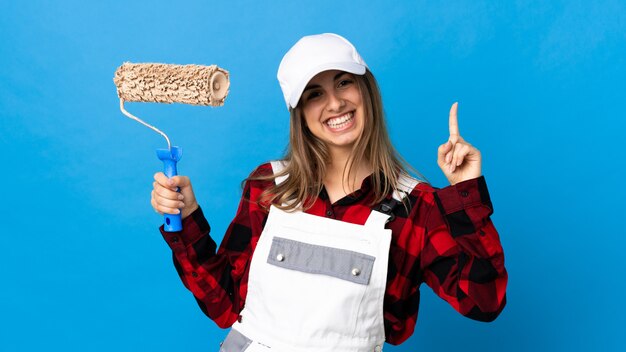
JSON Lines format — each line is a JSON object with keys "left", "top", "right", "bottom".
{"left": 170, "top": 175, "right": 192, "bottom": 188}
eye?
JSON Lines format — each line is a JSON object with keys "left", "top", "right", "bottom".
{"left": 337, "top": 79, "right": 354, "bottom": 88}
{"left": 305, "top": 90, "right": 322, "bottom": 101}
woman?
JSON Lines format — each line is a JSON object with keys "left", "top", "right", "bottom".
{"left": 151, "top": 33, "right": 507, "bottom": 351}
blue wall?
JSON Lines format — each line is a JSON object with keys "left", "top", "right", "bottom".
{"left": 1, "top": 1, "right": 624, "bottom": 350}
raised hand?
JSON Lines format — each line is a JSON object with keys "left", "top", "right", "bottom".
{"left": 437, "top": 102, "right": 482, "bottom": 185}
{"left": 151, "top": 172, "right": 199, "bottom": 220}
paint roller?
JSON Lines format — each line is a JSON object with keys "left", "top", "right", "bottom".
{"left": 113, "top": 62, "right": 230, "bottom": 232}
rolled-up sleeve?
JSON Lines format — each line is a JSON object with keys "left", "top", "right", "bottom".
{"left": 421, "top": 176, "right": 507, "bottom": 321}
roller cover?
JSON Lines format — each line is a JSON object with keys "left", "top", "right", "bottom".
{"left": 113, "top": 62, "right": 229, "bottom": 106}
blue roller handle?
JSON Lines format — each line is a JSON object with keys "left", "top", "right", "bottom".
{"left": 156, "top": 146, "right": 183, "bottom": 232}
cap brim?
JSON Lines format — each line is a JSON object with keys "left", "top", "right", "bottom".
{"left": 288, "top": 62, "right": 367, "bottom": 109}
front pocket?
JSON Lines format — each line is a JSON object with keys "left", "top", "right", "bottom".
{"left": 267, "top": 236, "right": 375, "bottom": 285}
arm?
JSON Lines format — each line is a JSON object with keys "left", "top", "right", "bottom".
{"left": 421, "top": 176, "right": 507, "bottom": 321}
{"left": 154, "top": 166, "right": 271, "bottom": 328}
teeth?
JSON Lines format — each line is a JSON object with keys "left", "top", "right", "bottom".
{"left": 326, "top": 113, "right": 353, "bottom": 128}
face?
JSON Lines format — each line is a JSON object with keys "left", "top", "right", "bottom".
{"left": 299, "top": 70, "right": 365, "bottom": 153}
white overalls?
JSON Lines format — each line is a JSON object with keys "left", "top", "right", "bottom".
{"left": 220, "top": 161, "right": 419, "bottom": 352}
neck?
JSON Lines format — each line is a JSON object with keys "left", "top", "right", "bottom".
{"left": 325, "top": 147, "right": 372, "bottom": 191}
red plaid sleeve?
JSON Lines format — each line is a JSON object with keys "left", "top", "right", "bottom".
{"left": 421, "top": 176, "right": 507, "bottom": 321}
{"left": 159, "top": 164, "right": 273, "bottom": 328}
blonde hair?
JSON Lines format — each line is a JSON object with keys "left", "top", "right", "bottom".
{"left": 251, "top": 70, "right": 426, "bottom": 211}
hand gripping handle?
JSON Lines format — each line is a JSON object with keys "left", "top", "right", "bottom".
{"left": 156, "top": 146, "right": 183, "bottom": 232}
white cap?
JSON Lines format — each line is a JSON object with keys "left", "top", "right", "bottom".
{"left": 277, "top": 33, "right": 368, "bottom": 109}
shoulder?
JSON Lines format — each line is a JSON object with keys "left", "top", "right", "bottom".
{"left": 244, "top": 161, "right": 283, "bottom": 196}
{"left": 405, "top": 179, "right": 438, "bottom": 209}
{"left": 248, "top": 162, "right": 274, "bottom": 178}
{"left": 248, "top": 160, "right": 286, "bottom": 178}
{"left": 238, "top": 162, "right": 275, "bottom": 210}
{"left": 394, "top": 172, "right": 436, "bottom": 198}
{"left": 414, "top": 182, "right": 437, "bottom": 194}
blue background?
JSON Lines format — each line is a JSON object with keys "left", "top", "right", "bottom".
{"left": 1, "top": 0, "right": 624, "bottom": 351}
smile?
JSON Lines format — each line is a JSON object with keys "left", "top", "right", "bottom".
{"left": 324, "top": 112, "right": 354, "bottom": 130}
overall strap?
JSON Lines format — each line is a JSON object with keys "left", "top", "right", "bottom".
{"left": 270, "top": 160, "right": 288, "bottom": 185}
{"left": 364, "top": 173, "right": 421, "bottom": 229}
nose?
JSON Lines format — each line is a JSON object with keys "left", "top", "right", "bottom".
{"left": 326, "top": 91, "right": 345, "bottom": 112}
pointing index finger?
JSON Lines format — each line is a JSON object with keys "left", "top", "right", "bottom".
{"left": 449, "top": 102, "right": 459, "bottom": 137}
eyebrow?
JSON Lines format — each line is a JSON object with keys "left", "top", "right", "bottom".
{"left": 303, "top": 72, "right": 350, "bottom": 93}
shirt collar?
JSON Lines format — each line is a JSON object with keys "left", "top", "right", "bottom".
{"left": 320, "top": 172, "right": 378, "bottom": 206}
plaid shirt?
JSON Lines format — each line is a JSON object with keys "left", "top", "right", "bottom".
{"left": 160, "top": 162, "right": 507, "bottom": 345}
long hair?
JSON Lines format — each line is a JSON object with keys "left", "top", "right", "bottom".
{"left": 250, "top": 69, "right": 426, "bottom": 211}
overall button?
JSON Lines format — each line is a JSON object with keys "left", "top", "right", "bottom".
{"left": 276, "top": 253, "right": 285, "bottom": 262}
{"left": 351, "top": 268, "right": 361, "bottom": 276}
{"left": 374, "top": 345, "right": 382, "bottom": 352}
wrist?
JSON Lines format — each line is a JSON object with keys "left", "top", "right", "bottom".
{"left": 448, "top": 173, "right": 482, "bottom": 186}
{"left": 182, "top": 202, "right": 199, "bottom": 220}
